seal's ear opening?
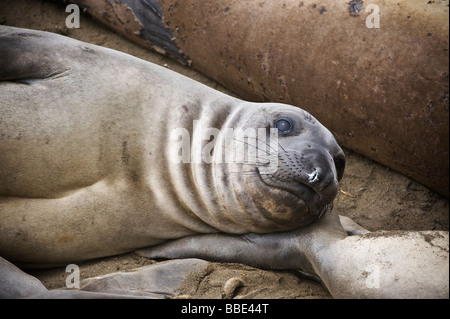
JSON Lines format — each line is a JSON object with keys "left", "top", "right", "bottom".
{"left": 334, "top": 155, "right": 346, "bottom": 182}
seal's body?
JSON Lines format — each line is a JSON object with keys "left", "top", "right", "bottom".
{"left": 0, "top": 26, "right": 344, "bottom": 266}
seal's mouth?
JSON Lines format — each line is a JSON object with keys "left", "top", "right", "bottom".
{"left": 258, "top": 168, "right": 337, "bottom": 200}
{"left": 314, "top": 202, "right": 332, "bottom": 222}
{"left": 258, "top": 170, "right": 336, "bottom": 220}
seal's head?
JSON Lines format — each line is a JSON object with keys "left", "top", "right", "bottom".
{"left": 213, "top": 103, "right": 345, "bottom": 233}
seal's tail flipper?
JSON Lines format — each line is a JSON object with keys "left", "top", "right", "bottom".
{"left": 0, "top": 26, "right": 68, "bottom": 82}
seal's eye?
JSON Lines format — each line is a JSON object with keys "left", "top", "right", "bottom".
{"left": 275, "top": 118, "right": 293, "bottom": 135}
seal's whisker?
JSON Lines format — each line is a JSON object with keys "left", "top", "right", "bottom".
{"left": 231, "top": 139, "right": 272, "bottom": 156}
{"left": 276, "top": 141, "right": 287, "bottom": 154}
{"left": 231, "top": 170, "right": 258, "bottom": 176}
{"left": 232, "top": 137, "right": 280, "bottom": 155}
{"left": 233, "top": 163, "right": 262, "bottom": 168}
{"left": 227, "top": 159, "right": 275, "bottom": 167}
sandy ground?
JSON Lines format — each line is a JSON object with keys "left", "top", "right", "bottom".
{"left": 0, "top": 0, "right": 448, "bottom": 299}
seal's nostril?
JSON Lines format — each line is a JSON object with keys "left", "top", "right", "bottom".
{"left": 334, "top": 156, "right": 346, "bottom": 181}
{"left": 307, "top": 169, "right": 319, "bottom": 183}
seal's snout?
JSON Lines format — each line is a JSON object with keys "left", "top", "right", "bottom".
{"left": 305, "top": 166, "right": 333, "bottom": 192}
{"left": 274, "top": 148, "right": 339, "bottom": 196}
{"left": 257, "top": 144, "right": 341, "bottom": 226}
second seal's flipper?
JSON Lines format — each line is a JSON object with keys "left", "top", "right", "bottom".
{"left": 0, "top": 256, "right": 48, "bottom": 298}
{"left": 78, "top": 258, "right": 209, "bottom": 298}
{"left": 1, "top": 256, "right": 209, "bottom": 299}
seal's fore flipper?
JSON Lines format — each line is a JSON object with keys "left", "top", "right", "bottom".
{"left": 0, "top": 26, "right": 69, "bottom": 82}
{"left": 136, "top": 212, "right": 348, "bottom": 276}
{"left": 136, "top": 231, "right": 314, "bottom": 273}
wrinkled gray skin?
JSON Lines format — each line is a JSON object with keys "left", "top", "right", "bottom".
{"left": 0, "top": 26, "right": 448, "bottom": 299}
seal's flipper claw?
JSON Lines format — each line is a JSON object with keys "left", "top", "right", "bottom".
{"left": 338, "top": 215, "right": 370, "bottom": 235}
{"left": 294, "top": 270, "right": 323, "bottom": 284}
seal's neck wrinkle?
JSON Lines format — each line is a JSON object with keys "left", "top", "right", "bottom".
{"left": 158, "top": 93, "right": 249, "bottom": 234}
{"left": 185, "top": 102, "right": 253, "bottom": 233}
{"left": 209, "top": 112, "right": 254, "bottom": 232}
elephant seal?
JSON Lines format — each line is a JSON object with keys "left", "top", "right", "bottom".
{"left": 0, "top": 26, "right": 345, "bottom": 267}
{"left": 1, "top": 26, "right": 447, "bottom": 299}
